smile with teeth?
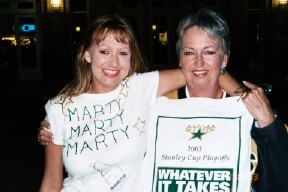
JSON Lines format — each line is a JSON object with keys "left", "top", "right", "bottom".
{"left": 192, "top": 70, "right": 208, "bottom": 75}
{"left": 103, "top": 69, "right": 119, "bottom": 75}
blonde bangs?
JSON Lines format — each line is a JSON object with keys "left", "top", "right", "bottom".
{"left": 93, "top": 26, "right": 130, "bottom": 45}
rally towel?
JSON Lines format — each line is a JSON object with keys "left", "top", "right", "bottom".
{"left": 143, "top": 96, "right": 254, "bottom": 192}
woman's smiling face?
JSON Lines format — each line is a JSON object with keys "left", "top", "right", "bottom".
{"left": 179, "top": 26, "right": 228, "bottom": 90}
{"left": 84, "top": 33, "right": 131, "bottom": 93}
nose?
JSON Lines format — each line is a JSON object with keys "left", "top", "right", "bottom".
{"left": 108, "top": 53, "right": 119, "bottom": 67}
{"left": 195, "top": 54, "right": 204, "bottom": 67}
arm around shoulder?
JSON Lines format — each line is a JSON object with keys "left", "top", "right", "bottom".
{"left": 219, "top": 71, "right": 242, "bottom": 96}
{"left": 158, "top": 68, "right": 185, "bottom": 97}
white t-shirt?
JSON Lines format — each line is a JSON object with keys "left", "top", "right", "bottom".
{"left": 143, "top": 96, "right": 254, "bottom": 192}
{"left": 45, "top": 71, "right": 159, "bottom": 192}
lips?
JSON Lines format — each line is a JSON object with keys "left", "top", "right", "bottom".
{"left": 103, "top": 69, "right": 119, "bottom": 76}
{"left": 192, "top": 70, "right": 208, "bottom": 76}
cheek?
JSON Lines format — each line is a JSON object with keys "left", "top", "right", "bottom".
{"left": 90, "top": 64, "right": 100, "bottom": 75}
{"left": 213, "top": 57, "right": 224, "bottom": 71}
{"left": 180, "top": 57, "right": 191, "bottom": 69}
{"left": 181, "top": 67, "right": 193, "bottom": 80}
{"left": 181, "top": 61, "right": 194, "bottom": 71}
{"left": 90, "top": 55, "right": 105, "bottom": 67}
{"left": 120, "top": 57, "right": 131, "bottom": 70}
{"left": 205, "top": 55, "right": 222, "bottom": 68}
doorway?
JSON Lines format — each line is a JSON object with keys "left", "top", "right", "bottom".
{"left": 1, "top": 14, "right": 41, "bottom": 81}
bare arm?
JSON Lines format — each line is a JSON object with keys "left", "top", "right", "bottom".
{"left": 38, "top": 69, "right": 184, "bottom": 145}
{"left": 39, "top": 143, "right": 63, "bottom": 192}
{"left": 39, "top": 70, "right": 241, "bottom": 145}
{"left": 38, "top": 69, "right": 186, "bottom": 144}
{"left": 157, "top": 68, "right": 185, "bottom": 97}
{"left": 158, "top": 69, "right": 242, "bottom": 97}
{"left": 219, "top": 71, "right": 242, "bottom": 96}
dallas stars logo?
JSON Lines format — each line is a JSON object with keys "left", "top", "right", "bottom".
{"left": 186, "top": 125, "right": 215, "bottom": 140}
{"left": 191, "top": 129, "right": 205, "bottom": 140}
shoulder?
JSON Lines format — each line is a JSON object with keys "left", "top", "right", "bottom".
{"left": 128, "top": 71, "right": 159, "bottom": 90}
{"left": 131, "top": 71, "right": 159, "bottom": 81}
{"left": 45, "top": 95, "right": 70, "bottom": 107}
{"left": 45, "top": 95, "right": 74, "bottom": 114}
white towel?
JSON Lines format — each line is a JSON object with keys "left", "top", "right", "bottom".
{"left": 143, "top": 96, "right": 254, "bottom": 192}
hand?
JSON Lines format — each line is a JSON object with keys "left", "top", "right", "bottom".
{"left": 241, "top": 81, "right": 275, "bottom": 128}
{"left": 37, "top": 120, "right": 53, "bottom": 145}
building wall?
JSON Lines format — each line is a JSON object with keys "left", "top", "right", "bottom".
{"left": 2, "top": 0, "right": 287, "bottom": 82}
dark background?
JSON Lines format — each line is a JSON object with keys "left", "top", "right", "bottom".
{"left": 0, "top": 0, "right": 288, "bottom": 191}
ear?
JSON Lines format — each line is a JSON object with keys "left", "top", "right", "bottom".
{"left": 222, "top": 52, "right": 229, "bottom": 68}
{"left": 83, "top": 51, "right": 91, "bottom": 63}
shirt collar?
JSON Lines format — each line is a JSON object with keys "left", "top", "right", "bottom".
{"left": 185, "top": 86, "right": 227, "bottom": 99}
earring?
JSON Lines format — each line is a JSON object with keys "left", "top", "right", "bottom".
{"left": 179, "top": 63, "right": 182, "bottom": 68}
{"left": 220, "top": 67, "right": 226, "bottom": 75}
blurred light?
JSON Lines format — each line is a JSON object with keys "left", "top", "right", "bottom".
{"left": 75, "top": 26, "right": 81, "bottom": 32}
{"left": 279, "top": 0, "right": 288, "bottom": 5}
{"left": 2, "top": 36, "right": 16, "bottom": 46}
{"left": 20, "top": 24, "right": 36, "bottom": 32}
{"left": 159, "top": 32, "right": 167, "bottom": 42}
{"left": 152, "top": 25, "right": 156, "bottom": 31}
{"left": 51, "top": 0, "right": 61, "bottom": 8}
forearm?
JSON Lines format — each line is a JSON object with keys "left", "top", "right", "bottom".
{"left": 40, "top": 144, "right": 63, "bottom": 192}
{"left": 219, "top": 71, "right": 242, "bottom": 96}
{"left": 157, "top": 68, "right": 185, "bottom": 97}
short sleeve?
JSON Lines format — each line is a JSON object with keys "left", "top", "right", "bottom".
{"left": 44, "top": 99, "right": 65, "bottom": 145}
{"left": 129, "top": 71, "right": 159, "bottom": 107}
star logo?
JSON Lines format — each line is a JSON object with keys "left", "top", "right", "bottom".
{"left": 186, "top": 124, "right": 215, "bottom": 141}
{"left": 133, "top": 117, "right": 145, "bottom": 135}
{"left": 189, "top": 129, "right": 206, "bottom": 140}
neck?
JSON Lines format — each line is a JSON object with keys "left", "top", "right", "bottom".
{"left": 87, "top": 83, "right": 117, "bottom": 94}
{"left": 186, "top": 85, "right": 223, "bottom": 99}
